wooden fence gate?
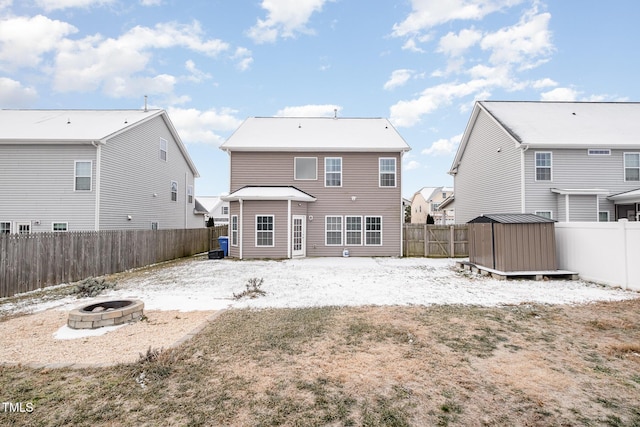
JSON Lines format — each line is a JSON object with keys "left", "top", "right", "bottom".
{"left": 403, "top": 224, "right": 469, "bottom": 257}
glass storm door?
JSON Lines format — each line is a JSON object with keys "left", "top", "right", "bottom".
{"left": 292, "top": 215, "right": 306, "bottom": 257}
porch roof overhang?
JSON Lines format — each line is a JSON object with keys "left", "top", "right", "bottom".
{"left": 222, "top": 186, "right": 316, "bottom": 202}
{"left": 607, "top": 188, "right": 640, "bottom": 204}
{"left": 550, "top": 188, "right": 610, "bottom": 196}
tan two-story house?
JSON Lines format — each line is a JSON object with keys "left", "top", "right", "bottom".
{"left": 220, "top": 117, "right": 410, "bottom": 259}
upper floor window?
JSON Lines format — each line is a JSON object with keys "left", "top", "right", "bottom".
{"left": 187, "top": 185, "right": 193, "bottom": 204}
{"left": 624, "top": 153, "right": 640, "bottom": 181}
{"left": 295, "top": 157, "right": 317, "bottom": 180}
{"left": 535, "top": 152, "right": 552, "bottom": 181}
{"left": 0, "top": 222, "right": 10, "bottom": 234}
{"left": 222, "top": 206, "right": 229, "bottom": 215}
{"left": 160, "top": 138, "right": 168, "bottom": 161}
{"left": 52, "top": 222, "right": 68, "bottom": 232}
{"left": 75, "top": 161, "right": 92, "bottom": 191}
{"left": 379, "top": 158, "right": 396, "bottom": 187}
{"left": 325, "top": 157, "right": 342, "bottom": 187}
{"left": 170, "top": 180, "right": 178, "bottom": 201}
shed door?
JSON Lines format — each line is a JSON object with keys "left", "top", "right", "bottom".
{"left": 292, "top": 215, "right": 306, "bottom": 257}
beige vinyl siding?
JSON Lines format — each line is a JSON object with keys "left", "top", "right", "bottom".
{"left": 230, "top": 151, "right": 402, "bottom": 256}
{"left": 454, "top": 110, "right": 522, "bottom": 224}
{"left": 240, "top": 200, "right": 288, "bottom": 259}
{"left": 99, "top": 115, "right": 200, "bottom": 230}
{"left": 0, "top": 144, "right": 97, "bottom": 232}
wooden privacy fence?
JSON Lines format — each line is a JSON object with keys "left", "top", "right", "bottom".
{"left": 403, "top": 224, "right": 469, "bottom": 257}
{"left": 0, "top": 226, "right": 227, "bottom": 298}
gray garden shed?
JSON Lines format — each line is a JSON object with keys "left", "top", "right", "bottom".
{"left": 467, "top": 213, "right": 557, "bottom": 272}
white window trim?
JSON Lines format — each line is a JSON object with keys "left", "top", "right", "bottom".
{"left": 1, "top": 221, "right": 11, "bottom": 234}
{"left": 170, "top": 180, "right": 178, "bottom": 202}
{"left": 52, "top": 222, "right": 68, "bottom": 232}
{"left": 624, "top": 152, "right": 640, "bottom": 182}
{"left": 151, "top": 222, "right": 159, "bottom": 230}
{"left": 74, "top": 160, "right": 92, "bottom": 191}
{"left": 325, "top": 215, "right": 343, "bottom": 246}
{"left": 534, "top": 152, "right": 553, "bottom": 182}
{"left": 598, "top": 211, "right": 610, "bottom": 222}
{"left": 187, "top": 185, "right": 193, "bottom": 204}
{"left": 160, "top": 137, "right": 168, "bottom": 161}
{"left": 16, "top": 222, "right": 31, "bottom": 235}
{"left": 588, "top": 148, "right": 611, "bottom": 156}
{"left": 534, "top": 211, "right": 553, "bottom": 220}
{"left": 345, "top": 215, "right": 363, "bottom": 246}
{"left": 255, "top": 215, "right": 275, "bottom": 247}
{"left": 364, "top": 216, "right": 383, "bottom": 246}
{"left": 231, "top": 215, "right": 238, "bottom": 246}
{"left": 294, "top": 157, "right": 318, "bottom": 181}
{"left": 379, "top": 157, "right": 397, "bottom": 188}
{"left": 324, "top": 157, "right": 343, "bottom": 187}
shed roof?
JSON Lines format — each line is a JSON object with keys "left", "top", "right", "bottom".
{"left": 220, "top": 117, "right": 410, "bottom": 152}
{"left": 222, "top": 186, "right": 316, "bottom": 202}
{"left": 468, "top": 213, "right": 556, "bottom": 224}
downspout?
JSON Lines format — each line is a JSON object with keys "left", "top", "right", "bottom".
{"left": 184, "top": 171, "right": 188, "bottom": 229}
{"left": 239, "top": 198, "right": 244, "bottom": 260}
{"left": 287, "top": 199, "right": 292, "bottom": 259}
{"left": 519, "top": 144, "right": 529, "bottom": 213}
{"left": 91, "top": 141, "right": 103, "bottom": 231}
{"left": 565, "top": 194, "right": 570, "bottom": 222}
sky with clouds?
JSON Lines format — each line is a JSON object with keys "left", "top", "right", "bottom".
{"left": 2, "top": 0, "right": 639, "bottom": 198}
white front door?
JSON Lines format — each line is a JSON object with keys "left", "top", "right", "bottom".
{"left": 292, "top": 215, "right": 306, "bottom": 257}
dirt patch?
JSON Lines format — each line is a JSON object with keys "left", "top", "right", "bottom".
{"left": 0, "top": 309, "right": 214, "bottom": 366}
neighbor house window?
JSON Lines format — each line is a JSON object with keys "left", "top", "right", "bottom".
{"left": 325, "top": 157, "right": 342, "bottom": 187}
{"left": 295, "top": 157, "right": 317, "bottom": 180}
{"left": 624, "top": 153, "right": 640, "bottom": 181}
{"left": 325, "top": 216, "right": 343, "bottom": 245}
{"left": 256, "top": 215, "right": 274, "bottom": 247}
{"left": 187, "top": 185, "right": 193, "bottom": 204}
{"left": 160, "top": 138, "right": 168, "bottom": 161}
{"left": 170, "top": 181, "right": 178, "bottom": 201}
{"left": 599, "top": 211, "right": 610, "bottom": 222}
{"left": 345, "top": 216, "right": 362, "bottom": 245}
{"left": 222, "top": 206, "right": 229, "bottom": 215}
{"left": 365, "top": 216, "right": 382, "bottom": 245}
{"left": 52, "top": 222, "right": 68, "bottom": 232}
{"left": 74, "top": 161, "right": 92, "bottom": 191}
{"left": 535, "top": 211, "right": 552, "bottom": 219}
{"left": 535, "top": 152, "right": 552, "bottom": 181}
{"left": 231, "top": 215, "right": 238, "bottom": 246}
{"left": 588, "top": 149, "right": 610, "bottom": 156}
{"left": 151, "top": 222, "right": 159, "bottom": 230}
{"left": 1, "top": 222, "right": 11, "bottom": 234}
{"left": 17, "top": 223, "right": 30, "bottom": 234}
{"left": 379, "top": 158, "right": 396, "bottom": 187}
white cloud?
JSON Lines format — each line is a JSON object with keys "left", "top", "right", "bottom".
{"left": 247, "top": 0, "right": 330, "bottom": 44}
{"left": 232, "top": 47, "right": 253, "bottom": 71}
{"left": 184, "top": 60, "right": 212, "bottom": 83}
{"left": 167, "top": 107, "right": 242, "bottom": 146}
{"left": 0, "top": 15, "right": 77, "bottom": 70}
{"left": 532, "top": 77, "right": 557, "bottom": 89}
{"left": 0, "top": 0, "right": 12, "bottom": 11}
{"left": 140, "top": 0, "right": 162, "bottom": 5}
{"left": 437, "top": 28, "right": 482, "bottom": 56}
{"left": 421, "top": 134, "right": 462, "bottom": 156}
{"left": 383, "top": 69, "right": 415, "bottom": 91}
{"left": 404, "top": 160, "right": 421, "bottom": 171}
{"left": 540, "top": 87, "right": 579, "bottom": 101}
{"left": 0, "top": 77, "right": 38, "bottom": 107}
{"left": 275, "top": 104, "right": 341, "bottom": 117}
{"left": 35, "top": 0, "right": 116, "bottom": 11}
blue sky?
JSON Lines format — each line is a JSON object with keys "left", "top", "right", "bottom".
{"left": 2, "top": 0, "right": 639, "bottom": 199}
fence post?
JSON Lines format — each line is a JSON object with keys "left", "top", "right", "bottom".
{"left": 424, "top": 224, "right": 429, "bottom": 257}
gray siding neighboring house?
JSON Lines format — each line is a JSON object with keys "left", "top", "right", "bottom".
{"left": 221, "top": 117, "right": 410, "bottom": 259}
{"left": 450, "top": 101, "right": 640, "bottom": 223}
{"left": 0, "top": 109, "right": 202, "bottom": 234}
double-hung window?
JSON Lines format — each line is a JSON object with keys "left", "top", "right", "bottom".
{"left": 345, "top": 216, "right": 362, "bottom": 245}
{"left": 256, "top": 215, "right": 274, "bottom": 247}
{"left": 379, "top": 158, "right": 396, "bottom": 187}
{"left": 325, "top": 157, "right": 342, "bottom": 187}
{"left": 365, "top": 216, "right": 382, "bottom": 245}
{"left": 74, "top": 161, "right": 92, "bottom": 191}
{"left": 325, "top": 216, "right": 343, "bottom": 245}
{"left": 624, "top": 153, "right": 640, "bottom": 181}
{"left": 295, "top": 157, "right": 317, "bottom": 180}
{"left": 231, "top": 215, "right": 238, "bottom": 246}
{"left": 0, "top": 222, "right": 10, "bottom": 234}
{"left": 535, "top": 152, "right": 552, "bottom": 181}
{"left": 160, "top": 138, "right": 168, "bottom": 161}
{"left": 170, "top": 181, "right": 178, "bottom": 201}
{"left": 187, "top": 185, "right": 194, "bottom": 204}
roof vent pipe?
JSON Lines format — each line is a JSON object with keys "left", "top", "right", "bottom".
{"left": 144, "top": 95, "right": 148, "bottom": 112}
{"left": 333, "top": 108, "right": 337, "bottom": 119}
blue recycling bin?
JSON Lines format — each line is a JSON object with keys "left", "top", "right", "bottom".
{"left": 218, "top": 236, "right": 229, "bottom": 257}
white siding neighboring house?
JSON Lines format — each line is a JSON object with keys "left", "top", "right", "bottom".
{"left": 196, "top": 196, "right": 230, "bottom": 225}
{"left": 410, "top": 186, "right": 454, "bottom": 224}
{"left": 220, "top": 117, "right": 410, "bottom": 259}
{"left": 450, "top": 101, "right": 640, "bottom": 223}
{"left": 0, "top": 109, "right": 202, "bottom": 233}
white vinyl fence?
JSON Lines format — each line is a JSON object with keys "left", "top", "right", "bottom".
{"left": 555, "top": 219, "right": 640, "bottom": 291}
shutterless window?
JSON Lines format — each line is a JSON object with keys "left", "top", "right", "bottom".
{"left": 379, "top": 158, "right": 396, "bottom": 187}
{"left": 52, "top": 222, "right": 68, "bottom": 232}
{"left": 535, "top": 152, "right": 552, "bottom": 181}
{"left": 0, "top": 222, "right": 10, "bottom": 234}
{"left": 295, "top": 157, "right": 317, "bottom": 180}
{"left": 325, "top": 158, "right": 342, "bottom": 187}
{"left": 535, "top": 211, "right": 552, "bottom": 219}
{"left": 170, "top": 181, "right": 178, "bottom": 201}
{"left": 624, "top": 153, "right": 640, "bottom": 181}
{"left": 588, "top": 149, "right": 610, "bottom": 156}
{"left": 325, "top": 216, "right": 343, "bottom": 245}
{"left": 187, "top": 185, "right": 193, "bottom": 204}
{"left": 75, "top": 161, "right": 92, "bottom": 191}
{"left": 365, "top": 216, "right": 382, "bottom": 245}
{"left": 160, "top": 138, "right": 168, "bottom": 161}
{"left": 345, "top": 216, "right": 362, "bottom": 245}
{"left": 222, "top": 206, "right": 229, "bottom": 215}
{"left": 231, "top": 215, "right": 238, "bottom": 246}
{"left": 151, "top": 222, "right": 159, "bottom": 230}
{"left": 599, "top": 211, "right": 610, "bottom": 222}
{"left": 256, "top": 215, "right": 274, "bottom": 247}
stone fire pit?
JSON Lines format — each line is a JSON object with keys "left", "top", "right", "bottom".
{"left": 68, "top": 299, "right": 144, "bottom": 329}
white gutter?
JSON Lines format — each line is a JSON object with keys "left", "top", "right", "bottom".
{"left": 91, "top": 141, "right": 103, "bottom": 231}
{"left": 519, "top": 144, "right": 529, "bottom": 213}
{"left": 184, "top": 171, "right": 188, "bottom": 229}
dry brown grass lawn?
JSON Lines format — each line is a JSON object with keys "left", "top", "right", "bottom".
{"left": 2, "top": 299, "right": 640, "bottom": 426}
